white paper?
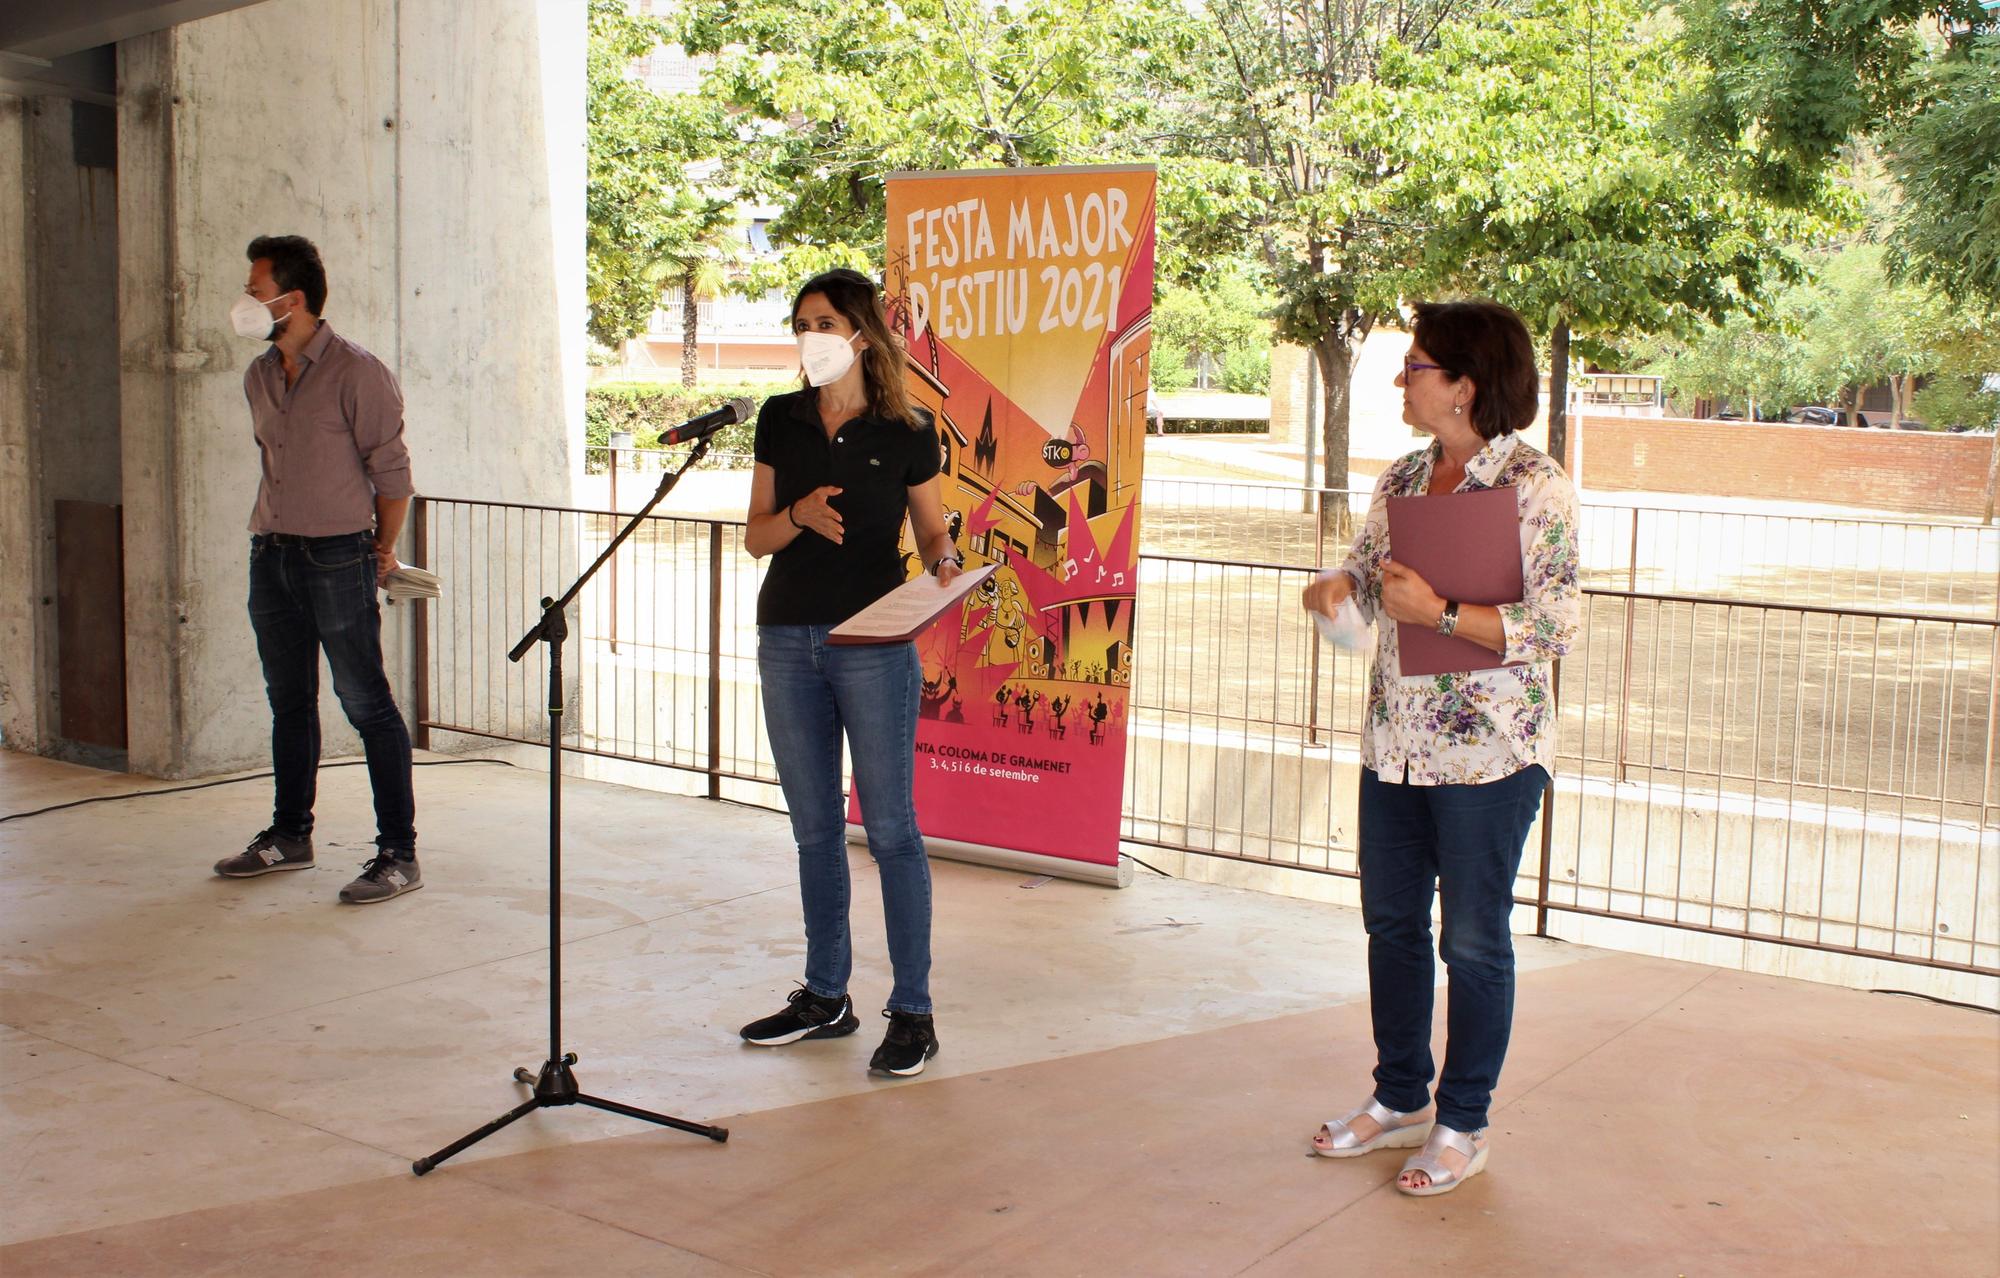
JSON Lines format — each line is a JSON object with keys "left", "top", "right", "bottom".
{"left": 829, "top": 563, "right": 997, "bottom": 642}
{"left": 1311, "top": 568, "right": 1372, "bottom": 650}
{"left": 381, "top": 563, "right": 442, "bottom": 602}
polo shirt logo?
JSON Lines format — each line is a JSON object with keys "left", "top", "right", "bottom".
{"left": 869, "top": 458, "right": 881, "bottom": 466}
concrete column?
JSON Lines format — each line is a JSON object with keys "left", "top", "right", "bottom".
{"left": 0, "top": 94, "right": 41, "bottom": 750}
{"left": 116, "top": 32, "right": 190, "bottom": 775}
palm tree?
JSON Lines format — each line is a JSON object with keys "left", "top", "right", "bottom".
{"left": 676, "top": 240, "right": 735, "bottom": 388}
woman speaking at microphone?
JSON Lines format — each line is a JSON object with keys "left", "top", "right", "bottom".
{"left": 738, "top": 268, "right": 961, "bottom": 1077}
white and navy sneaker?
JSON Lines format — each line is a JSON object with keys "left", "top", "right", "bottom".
{"left": 740, "top": 987, "right": 860, "bottom": 1045}
{"left": 214, "top": 828, "right": 315, "bottom": 877}
{"left": 868, "top": 1009, "right": 939, "bottom": 1077}
{"left": 338, "top": 851, "right": 422, "bottom": 904}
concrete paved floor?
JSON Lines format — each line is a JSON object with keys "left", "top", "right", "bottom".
{"left": 1, "top": 749, "right": 1994, "bottom": 1275}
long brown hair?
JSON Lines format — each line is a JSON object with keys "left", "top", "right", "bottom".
{"left": 791, "top": 269, "right": 921, "bottom": 428}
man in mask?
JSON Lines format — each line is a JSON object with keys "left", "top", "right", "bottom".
{"left": 211, "top": 235, "right": 422, "bottom": 903}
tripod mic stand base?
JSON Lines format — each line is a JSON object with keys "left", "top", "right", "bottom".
{"left": 411, "top": 1053, "right": 729, "bottom": 1176}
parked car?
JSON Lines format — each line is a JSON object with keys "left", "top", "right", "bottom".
{"left": 1785, "top": 406, "right": 1871, "bottom": 428}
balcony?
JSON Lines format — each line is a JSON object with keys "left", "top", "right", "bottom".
{"left": 648, "top": 291, "right": 795, "bottom": 345}
{"left": 2, "top": 746, "right": 1995, "bottom": 1273}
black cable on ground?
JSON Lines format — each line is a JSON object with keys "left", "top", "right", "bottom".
{"left": 0, "top": 757, "right": 519, "bottom": 825}
{"left": 1868, "top": 988, "right": 1997, "bottom": 1016}
{"left": 1125, "top": 853, "right": 1173, "bottom": 878}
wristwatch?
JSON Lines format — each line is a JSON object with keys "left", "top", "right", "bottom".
{"left": 930, "top": 551, "right": 964, "bottom": 575}
{"left": 1435, "top": 600, "right": 1461, "bottom": 638}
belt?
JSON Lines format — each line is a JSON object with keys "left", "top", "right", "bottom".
{"left": 256, "top": 530, "right": 372, "bottom": 546}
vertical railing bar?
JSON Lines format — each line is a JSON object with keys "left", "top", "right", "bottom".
{"left": 708, "top": 522, "right": 723, "bottom": 800}
{"left": 1889, "top": 620, "right": 1917, "bottom": 958}
{"left": 1616, "top": 508, "right": 1639, "bottom": 781}
{"left": 1744, "top": 605, "right": 1770, "bottom": 941}
{"left": 1927, "top": 623, "right": 1959, "bottom": 962}
{"left": 608, "top": 450, "right": 619, "bottom": 656}
{"left": 1638, "top": 597, "right": 1663, "bottom": 918}
{"left": 1818, "top": 601, "right": 1845, "bottom": 936}
{"left": 413, "top": 495, "right": 431, "bottom": 750}
{"left": 1977, "top": 624, "right": 2000, "bottom": 964}
{"left": 1706, "top": 603, "right": 1730, "bottom": 934}
{"left": 1778, "top": 608, "right": 1811, "bottom": 944}
{"left": 1669, "top": 601, "right": 1697, "bottom": 924}
{"left": 1535, "top": 656, "right": 1561, "bottom": 938}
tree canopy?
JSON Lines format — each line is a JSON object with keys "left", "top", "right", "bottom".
{"left": 672, "top": 0, "right": 1196, "bottom": 292}
{"left": 585, "top": 0, "right": 737, "bottom": 349}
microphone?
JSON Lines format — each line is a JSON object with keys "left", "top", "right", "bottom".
{"left": 659, "top": 397, "right": 755, "bottom": 447}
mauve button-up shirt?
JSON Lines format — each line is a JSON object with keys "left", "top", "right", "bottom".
{"left": 245, "top": 320, "right": 414, "bottom": 535}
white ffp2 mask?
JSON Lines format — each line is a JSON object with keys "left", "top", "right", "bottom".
{"left": 230, "top": 291, "right": 291, "bottom": 341}
{"left": 797, "top": 330, "right": 861, "bottom": 386}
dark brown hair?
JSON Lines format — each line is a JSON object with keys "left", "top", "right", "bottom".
{"left": 791, "top": 269, "right": 920, "bottom": 428}
{"left": 247, "top": 234, "right": 327, "bottom": 315}
{"left": 1409, "top": 299, "right": 1538, "bottom": 440}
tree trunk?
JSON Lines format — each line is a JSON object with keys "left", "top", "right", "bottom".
{"left": 1843, "top": 385, "right": 1860, "bottom": 428}
{"left": 680, "top": 272, "right": 699, "bottom": 389}
{"left": 1314, "top": 335, "right": 1356, "bottom": 538}
{"left": 1890, "top": 374, "right": 1905, "bottom": 429}
{"left": 1547, "top": 320, "right": 1572, "bottom": 474}
{"left": 1302, "top": 344, "right": 1319, "bottom": 503}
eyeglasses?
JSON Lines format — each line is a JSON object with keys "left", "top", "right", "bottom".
{"left": 1402, "top": 358, "right": 1448, "bottom": 378}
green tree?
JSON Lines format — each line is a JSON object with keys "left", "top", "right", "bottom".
{"left": 673, "top": 0, "right": 1196, "bottom": 286}
{"left": 1640, "top": 242, "right": 1992, "bottom": 429}
{"left": 1174, "top": 0, "right": 1488, "bottom": 493}
{"left": 1152, "top": 269, "right": 1275, "bottom": 394}
{"left": 1671, "top": 2, "right": 1997, "bottom": 292}
{"left": 1789, "top": 242, "right": 1956, "bottom": 425}
{"left": 1884, "top": 35, "right": 2000, "bottom": 305}
{"left": 1382, "top": 0, "right": 1825, "bottom": 464}
{"left": 1638, "top": 313, "right": 1810, "bottom": 419}
{"left": 586, "top": 0, "right": 738, "bottom": 354}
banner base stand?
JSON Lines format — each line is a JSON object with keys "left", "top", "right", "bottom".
{"left": 846, "top": 826, "right": 1132, "bottom": 889}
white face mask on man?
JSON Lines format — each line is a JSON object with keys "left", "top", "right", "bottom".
{"left": 797, "top": 329, "right": 862, "bottom": 386}
{"left": 229, "top": 290, "right": 292, "bottom": 341}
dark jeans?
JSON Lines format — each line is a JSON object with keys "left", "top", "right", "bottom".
{"left": 249, "top": 532, "right": 416, "bottom": 852}
{"left": 757, "top": 625, "right": 932, "bottom": 1014}
{"left": 1358, "top": 763, "right": 1549, "bottom": 1131}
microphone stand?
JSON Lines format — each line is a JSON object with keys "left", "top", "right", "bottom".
{"left": 414, "top": 435, "right": 730, "bottom": 1175}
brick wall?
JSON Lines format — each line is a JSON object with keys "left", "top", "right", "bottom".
{"left": 1566, "top": 416, "right": 1998, "bottom": 519}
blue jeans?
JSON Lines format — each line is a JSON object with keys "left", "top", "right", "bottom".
{"left": 249, "top": 532, "right": 416, "bottom": 852}
{"left": 757, "top": 625, "right": 932, "bottom": 1014}
{"left": 1358, "top": 764, "right": 1549, "bottom": 1131}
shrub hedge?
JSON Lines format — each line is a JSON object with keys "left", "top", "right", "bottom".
{"left": 583, "top": 380, "right": 781, "bottom": 471}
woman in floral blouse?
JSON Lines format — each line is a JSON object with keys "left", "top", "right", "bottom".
{"left": 1301, "top": 299, "right": 1580, "bottom": 1196}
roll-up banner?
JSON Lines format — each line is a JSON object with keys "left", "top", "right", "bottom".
{"left": 865, "top": 164, "right": 1156, "bottom": 876}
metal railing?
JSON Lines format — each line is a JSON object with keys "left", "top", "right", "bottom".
{"left": 1135, "top": 478, "right": 2000, "bottom": 616}
{"left": 410, "top": 493, "right": 1999, "bottom": 978}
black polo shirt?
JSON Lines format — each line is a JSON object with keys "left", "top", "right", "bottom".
{"left": 753, "top": 389, "right": 942, "bottom": 625}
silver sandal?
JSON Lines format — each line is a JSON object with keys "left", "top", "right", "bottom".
{"left": 1396, "top": 1124, "right": 1489, "bottom": 1195}
{"left": 1311, "top": 1099, "right": 1432, "bottom": 1159}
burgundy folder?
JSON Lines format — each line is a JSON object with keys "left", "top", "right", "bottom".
{"left": 1384, "top": 486, "right": 1524, "bottom": 677}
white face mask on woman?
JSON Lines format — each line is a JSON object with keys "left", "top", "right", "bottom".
{"left": 229, "top": 291, "right": 292, "bottom": 341}
{"left": 797, "top": 330, "right": 861, "bottom": 386}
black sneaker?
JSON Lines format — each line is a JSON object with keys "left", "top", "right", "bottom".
{"left": 338, "top": 851, "right": 423, "bottom": 903}
{"left": 740, "top": 987, "right": 860, "bottom": 1046}
{"left": 868, "top": 1009, "right": 939, "bottom": 1077}
{"left": 214, "top": 828, "right": 315, "bottom": 877}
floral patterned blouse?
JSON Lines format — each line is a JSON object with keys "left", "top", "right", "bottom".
{"left": 1337, "top": 432, "right": 1581, "bottom": 786}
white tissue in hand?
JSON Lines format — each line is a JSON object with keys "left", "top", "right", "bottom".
{"left": 1311, "top": 571, "right": 1372, "bottom": 649}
